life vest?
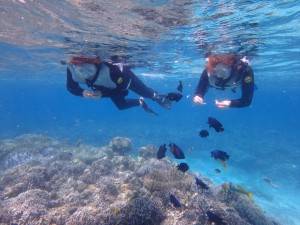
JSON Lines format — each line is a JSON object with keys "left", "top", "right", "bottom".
{"left": 92, "top": 63, "right": 117, "bottom": 88}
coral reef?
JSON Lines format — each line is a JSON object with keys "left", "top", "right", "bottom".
{"left": 109, "top": 137, "right": 132, "bottom": 155}
{"left": 138, "top": 145, "right": 157, "bottom": 160}
{"left": 0, "top": 134, "right": 280, "bottom": 225}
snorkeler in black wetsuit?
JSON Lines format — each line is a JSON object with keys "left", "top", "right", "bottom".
{"left": 66, "top": 56, "right": 174, "bottom": 114}
{"left": 193, "top": 54, "right": 254, "bottom": 108}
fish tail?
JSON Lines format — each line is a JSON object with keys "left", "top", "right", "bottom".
{"left": 247, "top": 192, "right": 253, "bottom": 200}
{"left": 220, "top": 160, "right": 227, "bottom": 169}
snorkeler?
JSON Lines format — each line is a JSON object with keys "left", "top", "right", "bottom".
{"left": 193, "top": 54, "right": 254, "bottom": 108}
{"left": 65, "top": 56, "right": 177, "bottom": 114}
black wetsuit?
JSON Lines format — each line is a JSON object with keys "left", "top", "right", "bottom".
{"left": 67, "top": 62, "right": 155, "bottom": 110}
{"left": 195, "top": 61, "right": 254, "bottom": 108}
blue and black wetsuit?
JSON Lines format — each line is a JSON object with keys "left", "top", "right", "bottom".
{"left": 67, "top": 62, "right": 156, "bottom": 110}
{"left": 195, "top": 61, "right": 254, "bottom": 108}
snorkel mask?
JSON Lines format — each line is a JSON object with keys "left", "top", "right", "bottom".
{"left": 69, "top": 56, "right": 101, "bottom": 80}
{"left": 210, "top": 63, "right": 232, "bottom": 87}
{"left": 74, "top": 64, "right": 97, "bottom": 80}
{"left": 212, "top": 63, "right": 231, "bottom": 78}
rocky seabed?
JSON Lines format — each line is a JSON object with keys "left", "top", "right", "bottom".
{"left": 0, "top": 134, "right": 280, "bottom": 225}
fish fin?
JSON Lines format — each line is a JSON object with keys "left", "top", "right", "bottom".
{"left": 60, "top": 60, "right": 67, "bottom": 65}
{"left": 247, "top": 192, "right": 253, "bottom": 200}
{"left": 220, "top": 160, "right": 227, "bottom": 169}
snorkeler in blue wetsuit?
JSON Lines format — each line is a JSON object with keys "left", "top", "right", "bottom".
{"left": 65, "top": 56, "right": 177, "bottom": 114}
{"left": 193, "top": 54, "right": 254, "bottom": 108}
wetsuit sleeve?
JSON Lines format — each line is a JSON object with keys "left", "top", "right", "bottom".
{"left": 229, "top": 67, "right": 254, "bottom": 108}
{"left": 194, "top": 70, "right": 209, "bottom": 97}
{"left": 66, "top": 68, "right": 84, "bottom": 96}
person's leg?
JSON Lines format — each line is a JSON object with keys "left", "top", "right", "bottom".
{"left": 111, "top": 95, "right": 140, "bottom": 110}
{"left": 123, "top": 68, "right": 172, "bottom": 109}
{"left": 125, "top": 69, "right": 155, "bottom": 99}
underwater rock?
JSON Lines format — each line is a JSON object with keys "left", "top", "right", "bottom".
{"left": 0, "top": 134, "right": 69, "bottom": 171}
{"left": 142, "top": 164, "right": 194, "bottom": 203}
{"left": 0, "top": 202, "right": 10, "bottom": 224}
{"left": 139, "top": 145, "right": 157, "bottom": 159}
{"left": 1, "top": 165, "right": 49, "bottom": 198}
{"left": 0, "top": 135, "right": 281, "bottom": 225}
{"left": 216, "top": 183, "right": 278, "bottom": 225}
{"left": 135, "top": 158, "right": 172, "bottom": 177}
{"left": 80, "top": 158, "right": 114, "bottom": 184}
{"left": 112, "top": 156, "right": 136, "bottom": 171}
{"left": 55, "top": 151, "right": 73, "bottom": 161}
{"left": 4, "top": 189, "right": 50, "bottom": 224}
{"left": 109, "top": 137, "right": 132, "bottom": 155}
{"left": 66, "top": 206, "right": 101, "bottom": 225}
{"left": 105, "top": 196, "right": 165, "bottom": 225}
{"left": 96, "top": 180, "right": 119, "bottom": 198}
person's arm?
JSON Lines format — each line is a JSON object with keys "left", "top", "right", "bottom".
{"left": 195, "top": 70, "right": 209, "bottom": 97}
{"left": 229, "top": 67, "right": 254, "bottom": 108}
{"left": 193, "top": 70, "right": 209, "bottom": 104}
{"left": 66, "top": 67, "right": 84, "bottom": 96}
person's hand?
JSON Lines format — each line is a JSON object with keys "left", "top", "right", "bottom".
{"left": 215, "top": 99, "right": 231, "bottom": 108}
{"left": 83, "top": 90, "right": 102, "bottom": 99}
{"left": 193, "top": 95, "right": 205, "bottom": 105}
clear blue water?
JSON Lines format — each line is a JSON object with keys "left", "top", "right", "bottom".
{"left": 1, "top": 0, "right": 300, "bottom": 224}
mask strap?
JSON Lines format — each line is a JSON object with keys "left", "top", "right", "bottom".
{"left": 85, "top": 63, "right": 102, "bottom": 90}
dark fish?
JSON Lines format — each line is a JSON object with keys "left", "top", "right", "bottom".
{"left": 206, "top": 211, "right": 227, "bottom": 225}
{"left": 177, "top": 81, "right": 183, "bottom": 92}
{"left": 211, "top": 150, "right": 230, "bottom": 162}
{"left": 177, "top": 162, "right": 189, "bottom": 173}
{"left": 60, "top": 60, "right": 67, "bottom": 65}
{"left": 195, "top": 177, "right": 209, "bottom": 189}
{"left": 75, "top": 139, "right": 82, "bottom": 147}
{"left": 199, "top": 129, "right": 209, "bottom": 138}
{"left": 169, "top": 143, "right": 185, "bottom": 159}
{"left": 157, "top": 144, "right": 167, "bottom": 159}
{"left": 170, "top": 194, "right": 181, "bottom": 208}
{"left": 208, "top": 117, "right": 224, "bottom": 132}
{"left": 262, "top": 177, "right": 279, "bottom": 189}
{"left": 166, "top": 92, "right": 183, "bottom": 102}
{"left": 215, "top": 168, "right": 221, "bottom": 174}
